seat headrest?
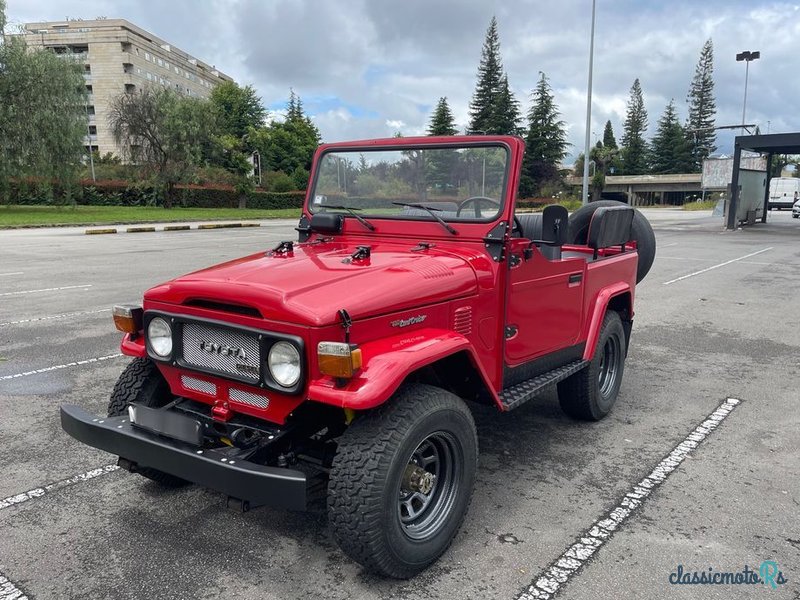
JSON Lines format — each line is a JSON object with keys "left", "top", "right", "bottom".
{"left": 587, "top": 206, "right": 634, "bottom": 249}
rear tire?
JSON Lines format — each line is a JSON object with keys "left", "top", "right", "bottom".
{"left": 107, "top": 358, "right": 189, "bottom": 488}
{"left": 328, "top": 384, "right": 477, "bottom": 578}
{"left": 568, "top": 200, "right": 656, "bottom": 283}
{"left": 558, "top": 311, "right": 626, "bottom": 421}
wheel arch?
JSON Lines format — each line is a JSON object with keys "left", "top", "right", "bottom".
{"left": 583, "top": 285, "right": 633, "bottom": 361}
{"left": 307, "top": 329, "right": 499, "bottom": 411}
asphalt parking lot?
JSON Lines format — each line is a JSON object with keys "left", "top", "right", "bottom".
{"left": 1, "top": 209, "right": 798, "bottom": 599}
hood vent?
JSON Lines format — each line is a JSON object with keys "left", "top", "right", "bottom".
{"left": 453, "top": 306, "right": 472, "bottom": 335}
{"left": 184, "top": 299, "right": 262, "bottom": 318}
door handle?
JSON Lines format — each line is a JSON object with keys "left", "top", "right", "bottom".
{"left": 568, "top": 273, "right": 582, "bottom": 284}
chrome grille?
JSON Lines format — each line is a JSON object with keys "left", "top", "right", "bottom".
{"left": 181, "top": 322, "right": 260, "bottom": 382}
{"left": 229, "top": 388, "right": 270, "bottom": 410}
{"left": 181, "top": 375, "right": 216, "bottom": 395}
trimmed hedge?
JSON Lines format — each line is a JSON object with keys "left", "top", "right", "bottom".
{"left": 4, "top": 179, "right": 306, "bottom": 210}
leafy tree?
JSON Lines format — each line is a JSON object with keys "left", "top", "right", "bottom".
{"left": 0, "top": 0, "right": 5, "bottom": 34}
{"left": 602, "top": 120, "right": 617, "bottom": 149}
{"left": 467, "top": 17, "right": 520, "bottom": 135}
{"left": 0, "top": 20, "right": 87, "bottom": 203}
{"left": 427, "top": 97, "right": 458, "bottom": 136}
{"left": 109, "top": 87, "right": 217, "bottom": 208}
{"left": 249, "top": 91, "right": 321, "bottom": 190}
{"left": 574, "top": 145, "right": 619, "bottom": 201}
{"left": 209, "top": 81, "right": 265, "bottom": 140}
{"left": 685, "top": 39, "right": 716, "bottom": 171}
{"left": 649, "top": 100, "right": 692, "bottom": 174}
{"left": 620, "top": 78, "right": 649, "bottom": 175}
{"left": 519, "top": 72, "right": 568, "bottom": 197}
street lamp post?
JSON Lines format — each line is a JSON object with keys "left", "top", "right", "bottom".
{"left": 581, "top": 0, "right": 597, "bottom": 205}
{"left": 736, "top": 50, "right": 760, "bottom": 132}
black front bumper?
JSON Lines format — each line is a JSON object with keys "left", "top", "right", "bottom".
{"left": 60, "top": 404, "right": 307, "bottom": 510}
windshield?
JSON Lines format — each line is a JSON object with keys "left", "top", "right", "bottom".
{"left": 309, "top": 145, "right": 509, "bottom": 221}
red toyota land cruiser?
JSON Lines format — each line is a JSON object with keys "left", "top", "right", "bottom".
{"left": 61, "top": 135, "right": 655, "bottom": 578}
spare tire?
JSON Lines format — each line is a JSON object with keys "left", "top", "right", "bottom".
{"left": 568, "top": 200, "right": 656, "bottom": 283}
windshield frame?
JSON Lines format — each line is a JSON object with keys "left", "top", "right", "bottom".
{"left": 306, "top": 140, "right": 513, "bottom": 225}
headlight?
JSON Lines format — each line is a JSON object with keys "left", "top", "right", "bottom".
{"left": 268, "top": 341, "right": 301, "bottom": 388}
{"left": 147, "top": 317, "right": 173, "bottom": 357}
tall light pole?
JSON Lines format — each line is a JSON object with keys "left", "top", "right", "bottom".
{"left": 736, "top": 50, "right": 760, "bottom": 132}
{"left": 582, "top": 0, "right": 597, "bottom": 205}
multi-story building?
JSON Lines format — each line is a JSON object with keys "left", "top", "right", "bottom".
{"left": 19, "top": 18, "right": 234, "bottom": 157}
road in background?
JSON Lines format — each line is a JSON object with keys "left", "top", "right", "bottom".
{"left": 1, "top": 211, "right": 797, "bottom": 599}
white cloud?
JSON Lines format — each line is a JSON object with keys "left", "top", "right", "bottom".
{"left": 7, "top": 0, "right": 800, "bottom": 159}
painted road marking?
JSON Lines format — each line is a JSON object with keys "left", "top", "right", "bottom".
{"left": 0, "top": 354, "right": 123, "bottom": 381}
{"left": 0, "top": 464, "right": 119, "bottom": 511}
{"left": 0, "top": 308, "right": 109, "bottom": 328}
{"left": 662, "top": 248, "right": 772, "bottom": 285}
{"left": 517, "top": 398, "right": 741, "bottom": 600}
{"left": 0, "top": 572, "right": 29, "bottom": 600}
{"left": 0, "top": 272, "right": 24, "bottom": 277}
{"left": 0, "top": 284, "right": 92, "bottom": 297}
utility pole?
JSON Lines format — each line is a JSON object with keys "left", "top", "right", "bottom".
{"left": 581, "top": 0, "right": 597, "bottom": 205}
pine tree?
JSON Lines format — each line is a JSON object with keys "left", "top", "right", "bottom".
{"left": 649, "top": 100, "right": 692, "bottom": 174}
{"left": 490, "top": 74, "right": 522, "bottom": 135}
{"left": 467, "top": 17, "right": 519, "bottom": 135}
{"left": 427, "top": 97, "right": 458, "bottom": 136}
{"left": 519, "top": 72, "right": 568, "bottom": 197}
{"left": 620, "top": 78, "right": 649, "bottom": 175}
{"left": 685, "top": 39, "right": 716, "bottom": 171}
{"left": 603, "top": 120, "right": 617, "bottom": 149}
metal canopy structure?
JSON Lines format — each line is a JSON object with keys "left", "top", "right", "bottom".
{"left": 728, "top": 132, "right": 800, "bottom": 229}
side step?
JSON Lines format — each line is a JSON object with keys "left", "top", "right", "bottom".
{"left": 499, "top": 360, "right": 589, "bottom": 411}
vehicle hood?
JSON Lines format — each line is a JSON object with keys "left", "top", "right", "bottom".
{"left": 144, "top": 240, "right": 478, "bottom": 326}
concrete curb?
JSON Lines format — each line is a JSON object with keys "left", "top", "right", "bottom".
{"left": 84, "top": 222, "right": 261, "bottom": 235}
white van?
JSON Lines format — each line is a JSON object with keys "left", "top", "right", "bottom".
{"left": 768, "top": 177, "right": 800, "bottom": 210}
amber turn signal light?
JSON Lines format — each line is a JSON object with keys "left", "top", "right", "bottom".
{"left": 112, "top": 304, "right": 143, "bottom": 334}
{"left": 318, "top": 342, "right": 362, "bottom": 378}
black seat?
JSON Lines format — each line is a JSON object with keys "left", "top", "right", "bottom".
{"left": 586, "top": 206, "right": 634, "bottom": 258}
{"left": 516, "top": 213, "right": 542, "bottom": 240}
{"left": 518, "top": 205, "right": 569, "bottom": 260}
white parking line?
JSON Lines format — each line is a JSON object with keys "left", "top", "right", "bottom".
{"left": 0, "top": 272, "right": 24, "bottom": 277}
{"left": 0, "top": 284, "right": 92, "bottom": 297}
{"left": 0, "top": 354, "right": 123, "bottom": 381}
{"left": 517, "top": 398, "right": 741, "bottom": 600}
{"left": 0, "top": 572, "right": 29, "bottom": 600}
{"left": 0, "top": 464, "right": 119, "bottom": 511}
{"left": 662, "top": 248, "right": 772, "bottom": 285}
{"left": 0, "top": 308, "right": 109, "bottom": 327}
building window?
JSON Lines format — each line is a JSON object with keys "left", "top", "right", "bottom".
{"left": 145, "top": 51, "right": 150, "bottom": 61}
{"left": 88, "top": 125, "right": 97, "bottom": 135}
{"left": 125, "top": 83, "right": 136, "bottom": 93}
{"left": 84, "top": 64, "right": 91, "bottom": 73}
{"left": 121, "top": 42, "right": 132, "bottom": 52}
{"left": 86, "top": 84, "right": 93, "bottom": 92}
{"left": 86, "top": 105, "right": 95, "bottom": 115}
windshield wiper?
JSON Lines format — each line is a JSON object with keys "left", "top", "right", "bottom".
{"left": 392, "top": 202, "right": 458, "bottom": 235}
{"left": 323, "top": 205, "right": 376, "bottom": 231}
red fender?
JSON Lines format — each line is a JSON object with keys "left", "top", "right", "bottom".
{"left": 583, "top": 283, "right": 632, "bottom": 360}
{"left": 307, "top": 328, "right": 498, "bottom": 410}
{"left": 120, "top": 333, "right": 146, "bottom": 358}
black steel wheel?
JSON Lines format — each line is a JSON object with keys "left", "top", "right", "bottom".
{"left": 107, "top": 358, "right": 188, "bottom": 487}
{"left": 328, "top": 384, "right": 477, "bottom": 578}
{"left": 558, "top": 310, "right": 627, "bottom": 421}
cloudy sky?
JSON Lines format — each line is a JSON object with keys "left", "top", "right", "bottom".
{"left": 6, "top": 0, "right": 799, "bottom": 161}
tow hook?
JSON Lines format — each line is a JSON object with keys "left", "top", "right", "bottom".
{"left": 402, "top": 465, "right": 436, "bottom": 494}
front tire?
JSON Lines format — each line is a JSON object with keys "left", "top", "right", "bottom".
{"left": 558, "top": 311, "right": 627, "bottom": 421}
{"left": 107, "top": 358, "right": 188, "bottom": 487}
{"left": 328, "top": 384, "right": 478, "bottom": 578}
